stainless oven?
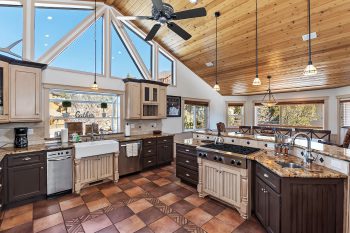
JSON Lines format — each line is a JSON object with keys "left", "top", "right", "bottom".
{"left": 47, "top": 149, "right": 73, "bottom": 196}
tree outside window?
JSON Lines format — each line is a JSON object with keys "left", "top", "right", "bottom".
{"left": 227, "top": 104, "right": 244, "bottom": 127}
{"left": 184, "top": 101, "right": 209, "bottom": 130}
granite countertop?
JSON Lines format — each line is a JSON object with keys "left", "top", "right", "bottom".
{"left": 194, "top": 131, "right": 350, "bottom": 162}
{"left": 0, "top": 143, "right": 74, "bottom": 161}
{"left": 108, "top": 133, "right": 174, "bottom": 142}
{"left": 176, "top": 138, "right": 347, "bottom": 179}
{"left": 249, "top": 151, "right": 347, "bottom": 179}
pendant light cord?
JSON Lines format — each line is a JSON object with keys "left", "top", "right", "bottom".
{"left": 94, "top": 0, "right": 97, "bottom": 84}
{"left": 255, "top": 0, "right": 258, "bottom": 78}
{"left": 215, "top": 13, "right": 218, "bottom": 84}
{"left": 308, "top": 0, "right": 312, "bottom": 63}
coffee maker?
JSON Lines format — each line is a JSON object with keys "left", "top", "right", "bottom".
{"left": 14, "top": 127, "right": 28, "bottom": 148}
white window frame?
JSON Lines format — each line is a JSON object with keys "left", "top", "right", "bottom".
{"left": 226, "top": 101, "right": 245, "bottom": 127}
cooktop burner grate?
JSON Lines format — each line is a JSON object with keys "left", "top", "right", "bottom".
{"left": 201, "top": 143, "right": 261, "bottom": 155}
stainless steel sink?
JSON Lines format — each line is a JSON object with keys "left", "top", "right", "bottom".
{"left": 276, "top": 161, "right": 303, "bottom": 169}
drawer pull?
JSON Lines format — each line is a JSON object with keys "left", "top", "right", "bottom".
{"left": 40, "top": 167, "right": 44, "bottom": 169}
{"left": 22, "top": 157, "right": 32, "bottom": 161}
{"left": 163, "top": 140, "right": 167, "bottom": 142}
{"left": 185, "top": 160, "right": 190, "bottom": 163}
{"left": 263, "top": 173, "right": 269, "bottom": 178}
{"left": 148, "top": 150, "right": 152, "bottom": 153}
{"left": 0, "top": 167, "right": 2, "bottom": 171}
{"left": 148, "top": 141, "right": 152, "bottom": 144}
{"left": 0, "top": 184, "right": 2, "bottom": 188}
{"left": 185, "top": 149, "right": 190, "bottom": 152}
{"left": 185, "top": 173, "right": 190, "bottom": 177}
{"left": 148, "top": 160, "right": 152, "bottom": 163}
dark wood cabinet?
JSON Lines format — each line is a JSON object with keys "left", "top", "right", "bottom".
{"left": 176, "top": 144, "right": 198, "bottom": 186}
{"left": 0, "top": 159, "right": 3, "bottom": 210}
{"left": 8, "top": 163, "right": 46, "bottom": 203}
{"left": 253, "top": 162, "right": 344, "bottom": 233}
{"left": 141, "top": 136, "right": 174, "bottom": 169}
{"left": 4, "top": 152, "right": 46, "bottom": 208}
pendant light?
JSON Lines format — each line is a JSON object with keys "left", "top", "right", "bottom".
{"left": 91, "top": 0, "right": 99, "bottom": 90}
{"left": 252, "top": 0, "right": 261, "bottom": 86}
{"left": 213, "top": 12, "right": 220, "bottom": 92}
{"left": 261, "top": 76, "right": 277, "bottom": 107}
{"left": 303, "top": 0, "right": 317, "bottom": 76}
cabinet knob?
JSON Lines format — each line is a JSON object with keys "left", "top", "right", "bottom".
{"left": 185, "top": 160, "right": 190, "bottom": 163}
{"left": 148, "top": 150, "right": 152, "bottom": 153}
{"left": 185, "top": 149, "right": 190, "bottom": 152}
{"left": 0, "top": 167, "right": 2, "bottom": 171}
{"left": 148, "top": 160, "right": 152, "bottom": 163}
{"left": 263, "top": 173, "right": 269, "bottom": 178}
{"left": 0, "top": 184, "right": 2, "bottom": 188}
{"left": 186, "top": 173, "right": 190, "bottom": 177}
{"left": 40, "top": 167, "right": 44, "bottom": 169}
{"left": 22, "top": 157, "right": 31, "bottom": 161}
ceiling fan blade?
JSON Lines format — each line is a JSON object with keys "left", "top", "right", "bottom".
{"left": 152, "top": 0, "right": 164, "bottom": 11}
{"left": 172, "top": 7, "right": 207, "bottom": 20}
{"left": 167, "top": 22, "right": 192, "bottom": 40}
{"left": 145, "top": 24, "right": 161, "bottom": 41}
{"left": 116, "top": 16, "right": 153, "bottom": 20}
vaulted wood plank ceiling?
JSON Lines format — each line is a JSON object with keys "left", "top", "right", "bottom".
{"left": 102, "top": 0, "right": 350, "bottom": 96}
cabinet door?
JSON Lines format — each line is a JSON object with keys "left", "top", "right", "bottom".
{"left": 125, "top": 82, "right": 141, "bottom": 119}
{"left": 265, "top": 184, "right": 281, "bottom": 233}
{"left": 8, "top": 163, "right": 46, "bottom": 203}
{"left": 158, "top": 86, "right": 167, "bottom": 118}
{"left": 220, "top": 166, "right": 241, "bottom": 207}
{"left": 255, "top": 177, "right": 267, "bottom": 226}
{"left": 0, "top": 61, "right": 9, "bottom": 123}
{"left": 97, "top": 154, "right": 113, "bottom": 179}
{"left": 157, "top": 143, "right": 173, "bottom": 164}
{"left": 202, "top": 161, "right": 220, "bottom": 196}
{"left": 9, "top": 65, "right": 41, "bottom": 121}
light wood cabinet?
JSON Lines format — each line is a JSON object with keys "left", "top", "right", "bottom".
{"left": 124, "top": 79, "right": 168, "bottom": 120}
{"left": 125, "top": 82, "right": 141, "bottom": 119}
{"left": 202, "top": 160, "right": 220, "bottom": 196}
{"left": 0, "top": 61, "right": 9, "bottom": 123}
{"left": 9, "top": 65, "right": 41, "bottom": 122}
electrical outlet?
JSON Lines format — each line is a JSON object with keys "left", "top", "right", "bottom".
{"left": 28, "top": 128, "right": 34, "bottom": 135}
{"left": 151, "top": 123, "right": 157, "bottom": 128}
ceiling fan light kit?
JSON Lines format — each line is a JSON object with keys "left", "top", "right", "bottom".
{"left": 304, "top": 0, "right": 317, "bottom": 76}
{"left": 117, "top": 0, "right": 207, "bottom": 41}
{"left": 252, "top": 0, "right": 261, "bottom": 86}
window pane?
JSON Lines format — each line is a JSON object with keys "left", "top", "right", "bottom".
{"left": 35, "top": 7, "right": 92, "bottom": 60}
{"left": 124, "top": 25, "right": 152, "bottom": 74}
{"left": 255, "top": 103, "right": 323, "bottom": 128}
{"left": 196, "top": 106, "right": 208, "bottom": 129}
{"left": 341, "top": 102, "right": 350, "bottom": 127}
{"left": 111, "top": 25, "right": 144, "bottom": 79}
{"left": 50, "top": 17, "right": 103, "bottom": 74}
{"left": 184, "top": 104, "right": 194, "bottom": 130}
{"left": 0, "top": 5, "right": 23, "bottom": 59}
{"left": 49, "top": 90, "right": 120, "bottom": 137}
{"left": 158, "top": 51, "right": 174, "bottom": 85}
{"left": 227, "top": 106, "right": 243, "bottom": 127}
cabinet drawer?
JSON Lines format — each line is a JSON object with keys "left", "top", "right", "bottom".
{"left": 157, "top": 136, "right": 173, "bottom": 144}
{"left": 7, "top": 152, "right": 45, "bottom": 167}
{"left": 176, "top": 144, "right": 196, "bottom": 156}
{"left": 142, "top": 146, "right": 157, "bottom": 157}
{"left": 143, "top": 138, "right": 157, "bottom": 146}
{"left": 176, "top": 165, "right": 198, "bottom": 185}
{"left": 142, "top": 156, "right": 157, "bottom": 169}
{"left": 256, "top": 163, "right": 281, "bottom": 193}
{"left": 176, "top": 153, "right": 198, "bottom": 171}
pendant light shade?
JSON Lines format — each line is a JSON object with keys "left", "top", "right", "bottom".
{"left": 91, "top": 0, "right": 99, "bottom": 90}
{"left": 252, "top": 0, "right": 261, "bottom": 86}
{"left": 304, "top": 0, "right": 317, "bottom": 76}
{"left": 261, "top": 76, "right": 277, "bottom": 107}
{"left": 213, "top": 12, "right": 220, "bottom": 92}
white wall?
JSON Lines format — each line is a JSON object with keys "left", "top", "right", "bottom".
{"left": 224, "top": 86, "right": 350, "bottom": 137}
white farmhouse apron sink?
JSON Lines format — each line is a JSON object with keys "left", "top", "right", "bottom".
{"left": 74, "top": 140, "right": 119, "bottom": 159}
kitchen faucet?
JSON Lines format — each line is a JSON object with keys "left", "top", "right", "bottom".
{"left": 291, "top": 132, "right": 314, "bottom": 168}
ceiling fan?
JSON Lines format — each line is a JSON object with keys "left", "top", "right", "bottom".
{"left": 117, "top": 0, "right": 207, "bottom": 41}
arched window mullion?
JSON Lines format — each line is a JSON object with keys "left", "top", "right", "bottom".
{"left": 110, "top": 9, "right": 151, "bottom": 80}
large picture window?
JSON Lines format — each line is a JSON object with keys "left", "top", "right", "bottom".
{"left": 227, "top": 103, "right": 244, "bottom": 127}
{"left": 0, "top": 5, "right": 23, "bottom": 59}
{"left": 254, "top": 100, "right": 324, "bottom": 128}
{"left": 184, "top": 100, "right": 209, "bottom": 131}
{"left": 49, "top": 90, "right": 121, "bottom": 137}
{"left": 340, "top": 99, "right": 350, "bottom": 127}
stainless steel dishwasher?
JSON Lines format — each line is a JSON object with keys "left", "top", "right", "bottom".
{"left": 47, "top": 149, "right": 73, "bottom": 196}
{"left": 119, "top": 140, "right": 142, "bottom": 176}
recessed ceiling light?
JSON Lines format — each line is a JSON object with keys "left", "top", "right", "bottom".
{"left": 189, "top": 0, "right": 198, "bottom": 3}
{"left": 205, "top": 62, "right": 214, "bottom": 67}
{"left": 45, "top": 34, "right": 50, "bottom": 38}
{"left": 47, "top": 16, "right": 53, "bottom": 20}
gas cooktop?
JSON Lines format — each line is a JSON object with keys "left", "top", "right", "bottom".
{"left": 200, "top": 143, "right": 261, "bottom": 155}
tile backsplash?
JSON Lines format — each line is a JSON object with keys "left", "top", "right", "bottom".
{"left": 125, "top": 120, "right": 162, "bottom": 135}
{"left": 0, "top": 122, "right": 45, "bottom": 147}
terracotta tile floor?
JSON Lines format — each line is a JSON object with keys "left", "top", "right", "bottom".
{"left": 0, "top": 163, "right": 266, "bottom": 233}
